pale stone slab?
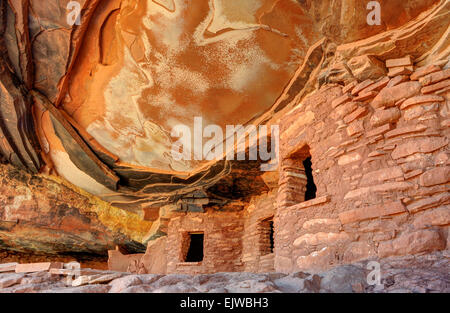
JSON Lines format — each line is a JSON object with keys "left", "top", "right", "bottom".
{"left": 15, "top": 262, "right": 63, "bottom": 273}
{"left": 0, "top": 263, "right": 17, "bottom": 273}
{"left": 339, "top": 201, "right": 406, "bottom": 224}
{"left": 386, "top": 56, "right": 413, "bottom": 68}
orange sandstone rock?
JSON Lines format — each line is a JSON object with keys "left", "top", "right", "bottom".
{"left": 378, "top": 229, "right": 446, "bottom": 258}
{"left": 371, "top": 81, "right": 421, "bottom": 108}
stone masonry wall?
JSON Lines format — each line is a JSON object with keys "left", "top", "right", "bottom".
{"left": 242, "top": 190, "right": 277, "bottom": 272}
{"left": 166, "top": 210, "right": 244, "bottom": 274}
{"left": 275, "top": 59, "right": 450, "bottom": 273}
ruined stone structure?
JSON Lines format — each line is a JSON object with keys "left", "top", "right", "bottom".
{"left": 276, "top": 67, "right": 450, "bottom": 273}
{"left": 112, "top": 57, "right": 450, "bottom": 275}
{"left": 0, "top": 0, "right": 449, "bottom": 280}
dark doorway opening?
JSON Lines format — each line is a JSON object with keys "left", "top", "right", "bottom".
{"left": 302, "top": 156, "right": 317, "bottom": 201}
{"left": 260, "top": 217, "right": 274, "bottom": 255}
{"left": 185, "top": 233, "right": 204, "bottom": 262}
{"left": 269, "top": 220, "right": 274, "bottom": 253}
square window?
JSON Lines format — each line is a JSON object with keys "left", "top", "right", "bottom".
{"left": 183, "top": 232, "right": 204, "bottom": 262}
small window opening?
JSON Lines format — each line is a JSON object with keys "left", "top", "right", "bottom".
{"left": 260, "top": 217, "right": 274, "bottom": 255}
{"left": 269, "top": 220, "right": 274, "bottom": 253}
{"left": 302, "top": 156, "right": 316, "bottom": 201}
{"left": 184, "top": 233, "right": 204, "bottom": 262}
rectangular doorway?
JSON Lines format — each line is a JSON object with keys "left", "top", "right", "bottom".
{"left": 185, "top": 232, "right": 204, "bottom": 262}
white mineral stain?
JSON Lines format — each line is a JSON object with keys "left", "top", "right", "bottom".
{"left": 50, "top": 150, "right": 113, "bottom": 196}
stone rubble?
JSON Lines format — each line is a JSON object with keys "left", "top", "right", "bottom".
{"left": 0, "top": 0, "right": 449, "bottom": 286}
{"left": 0, "top": 251, "right": 448, "bottom": 293}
